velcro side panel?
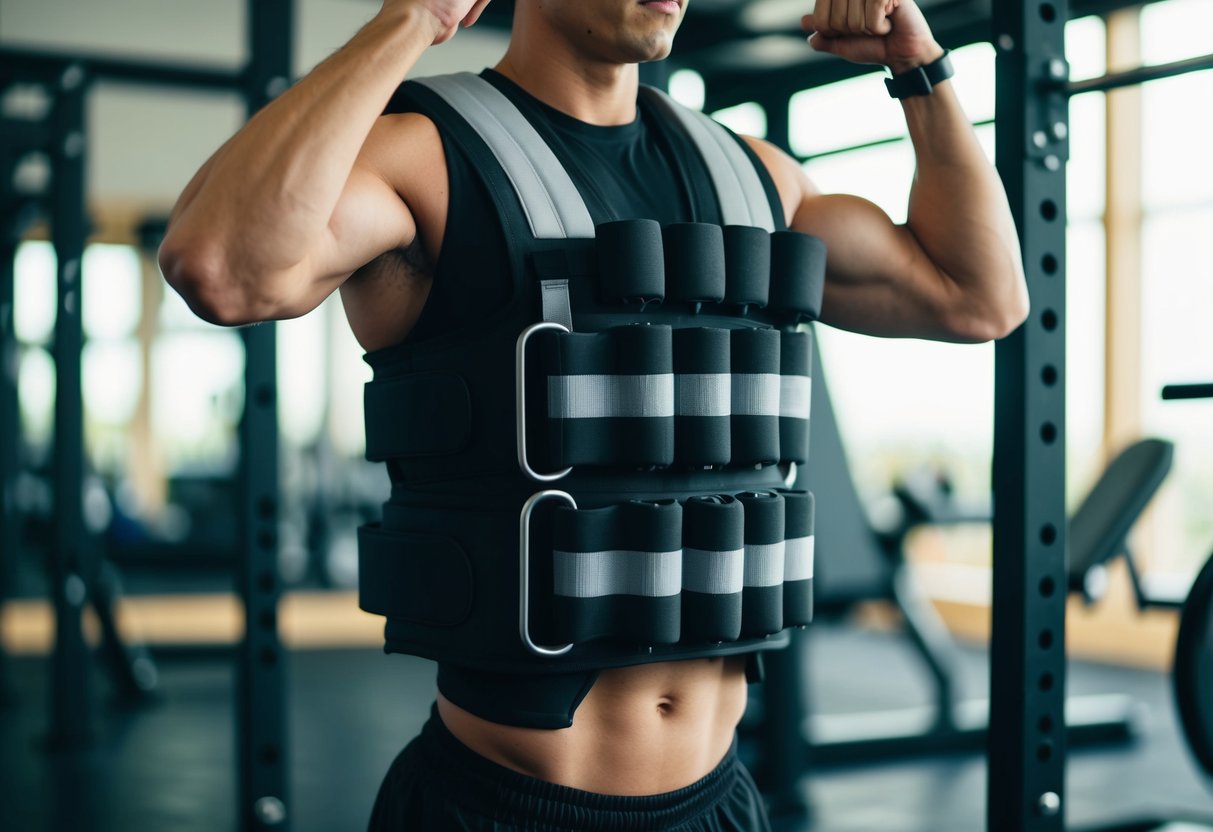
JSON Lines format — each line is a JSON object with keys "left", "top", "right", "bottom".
{"left": 357, "top": 524, "right": 473, "bottom": 626}
{"left": 364, "top": 374, "right": 471, "bottom": 461}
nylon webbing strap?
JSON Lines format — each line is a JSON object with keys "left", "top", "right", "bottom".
{"left": 784, "top": 536, "right": 815, "bottom": 582}
{"left": 536, "top": 325, "right": 815, "bottom": 469}
{"left": 639, "top": 86, "right": 775, "bottom": 232}
{"left": 548, "top": 374, "right": 675, "bottom": 419}
{"left": 540, "top": 278, "right": 574, "bottom": 330}
{"left": 731, "top": 374, "right": 781, "bottom": 416}
{"left": 546, "top": 490, "right": 813, "bottom": 646}
{"left": 414, "top": 73, "right": 595, "bottom": 240}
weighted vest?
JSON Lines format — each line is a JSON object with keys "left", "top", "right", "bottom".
{"left": 358, "top": 73, "right": 826, "bottom": 676}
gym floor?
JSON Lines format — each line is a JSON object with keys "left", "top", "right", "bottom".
{"left": 2, "top": 621, "right": 1211, "bottom": 832}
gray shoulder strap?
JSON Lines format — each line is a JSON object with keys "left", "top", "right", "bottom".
{"left": 413, "top": 73, "right": 595, "bottom": 240}
{"left": 638, "top": 86, "right": 776, "bottom": 232}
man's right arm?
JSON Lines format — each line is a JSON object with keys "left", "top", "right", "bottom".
{"left": 159, "top": 0, "right": 490, "bottom": 326}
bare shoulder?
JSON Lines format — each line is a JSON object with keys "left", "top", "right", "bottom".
{"left": 341, "top": 111, "right": 451, "bottom": 352}
{"left": 357, "top": 110, "right": 452, "bottom": 261}
{"left": 362, "top": 113, "right": 447, "bottom": 204}
{"left": 738, "top": 135, "right": 820, "bottom": 227}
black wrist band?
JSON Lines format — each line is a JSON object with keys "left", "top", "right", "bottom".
{"left": 884, "top": 50, "right": 954, "bottom": 99}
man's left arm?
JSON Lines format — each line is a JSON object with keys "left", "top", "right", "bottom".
{"left": 747, "top": 0, "right": 1029, "bottom": 343}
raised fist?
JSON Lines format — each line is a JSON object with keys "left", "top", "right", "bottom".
{"left": 383, "top": 0, "right": 493, "bottom": 45}
{"left": 802, "top": 0, "right": 944, "bottom": 74}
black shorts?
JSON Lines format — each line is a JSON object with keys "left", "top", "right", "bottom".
{"left": 368, "top": 706, "right": 772, "bottom": 831}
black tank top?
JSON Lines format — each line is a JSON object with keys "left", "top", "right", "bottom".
{"left": 371, "top": 69, "right": 783, "bottom": 728}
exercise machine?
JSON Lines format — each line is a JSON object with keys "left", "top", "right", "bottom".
{"left": 1071, "top": 384, "right": 1213, "bottom": 831}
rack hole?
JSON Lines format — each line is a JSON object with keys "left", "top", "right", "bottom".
{"left": 1037, "top": 740, "right": 1054, "bottom": 761}
{"left": 1039, "top": 672, "right": 1055, "bottom": 691}
{"left": 258, "top": 530, "right": 277, "bottom": 552}
{"left": 1039, "top": 3, "right": 1056, "bottom": 22}
{"left": 259, "top": 609, "right": 277, "bottom": 631}
{"left": 255, "top": 384, "right": 276, "bottom": 407}
{"left": 259, "top": 744, "right": 280, "bottom": 766}
{"left": 1041, "top": 253, "right": 1058, "bottom": 274}
{"left": 260, "top": 647, "right": 278, "bottom": 668}
{"left": 1039, "top": 629, "right": 1054, "bottom": 649}
{"left": 1040, "top": 524, "right": 1057, "bottom": 545}
{"left": 1041, "top": 309, "right": 1058, "bottom": 331}
{"left": 1041, "top": 422, "right": 1057, "bottom": 444}
{"left": 1041, "top": 365, "right": 1058, "bottom": 386}
{"left": 1039, "top": 576, "right": 1056, "bottom": 597}
{"left": 1040, "top": 199, "right": 1058, "bottom": 221}
{"left": 1039, "top": 714, "right": 1055, "bottom": 733}
{"left": 257, "top": 571, "right": 275, "bottom": 593}
{"left": 257, "top": 496, "right": 276, "bottom": 519}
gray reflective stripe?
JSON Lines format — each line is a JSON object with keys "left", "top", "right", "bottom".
{"left": 548, "top": 374, "right": 674, "bottom": 419}
{"left": 638, "top": 87, "right": 775, "bottom": 232}
{"left": 784, "top": 535, "right": 815, "bottom": 582}
{"left": 676, "top": 373, "right": 731, "bottom": 417}
{"left": 731, "top": 373, "right": 781, "bottom": 416}
{"left": 744, "top": 542, "right": 785, "bottom": 587}
{"left": 554, "top": 550, "right": 682, "bottom": 597}
{"left": 682, "top": 547, "right": 745, "bottom": 595}
{"left": 414, "top": 74, "right": 595, "bottom": 239}
{"left": 780, "top": 375, "right": 811, "bottom": 418}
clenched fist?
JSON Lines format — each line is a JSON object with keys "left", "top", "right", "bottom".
{"left": 802, "top": 0, "right": 944, "bottom": 75}
{"left": 382, "top": 0, "right": 493, "bottom": 45}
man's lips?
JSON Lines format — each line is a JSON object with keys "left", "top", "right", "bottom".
{"left": 640, "top": 0, "right": 682, "bottom": 14}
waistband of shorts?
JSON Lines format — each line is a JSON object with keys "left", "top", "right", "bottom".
{"left": 421, "top": 704, "right": 742, "bottom": 830}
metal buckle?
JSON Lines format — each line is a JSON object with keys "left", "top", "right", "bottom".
{"left": 516, "top": 321, "right": 573, "bottom": 482}
{"left": 519, "top": 490, "right": 576, "bottom": 657}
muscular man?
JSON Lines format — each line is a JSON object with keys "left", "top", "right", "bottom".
{"left": 161, "top": 0, "right": 1028, "bottom": 828}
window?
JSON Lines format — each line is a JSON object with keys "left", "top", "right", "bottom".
{"left": 782, "top": 24, "right": 1107, "bottom": 574}
{"left": 1137, "top": 55, "right": 1213, "bottom": 578}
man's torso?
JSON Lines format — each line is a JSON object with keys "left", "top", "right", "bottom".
{"left": 343, "top": 69, "right": 787, "bottom": 794}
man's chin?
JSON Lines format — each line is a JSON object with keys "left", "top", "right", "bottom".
{"left": 628, "top": 33, "right": 677, "bottom": 64}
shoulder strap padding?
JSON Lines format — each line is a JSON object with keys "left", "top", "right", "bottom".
{"left": 413, "top": 73, "right": 596, "bottom": 240}
{"left": 638, "top": 86, "right": 776, "bottom": 232}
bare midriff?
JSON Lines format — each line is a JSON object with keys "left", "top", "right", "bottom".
{"left": 436, "top": 656, "right": 749, "bottom": 796}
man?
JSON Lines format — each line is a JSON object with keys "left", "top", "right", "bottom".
{"left": 160, "top": 0, "right": 1027, "bottom": 828}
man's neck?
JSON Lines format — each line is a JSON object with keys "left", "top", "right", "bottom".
{"left": 494, "top": 30, "right": 639, "bottom": 126}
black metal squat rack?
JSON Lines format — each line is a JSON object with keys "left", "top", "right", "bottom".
{"left": 4, "top": 0, "right": 1213, "bottom": 830}
{"left": 1, "top": 1, "right": 292, "bottom": 828}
